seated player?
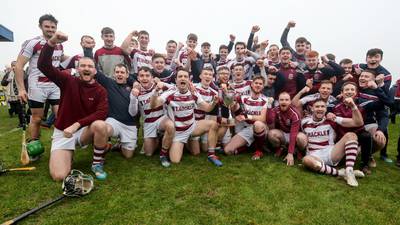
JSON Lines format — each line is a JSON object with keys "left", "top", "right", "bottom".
{"left": 267, "top": 92, "right": 307, "bottom": 166}
{"left": 133, "top": 66, "right": 175, "bottom": 167}
{"left": 150, "top": 68, "right": 222, "bottom": 166}
{"left": 224, "top": 76, "right": 268, "bottom": 160}
{"left": 301, "top": 98, "right": 365, "bottom": 187}
{"left": 38, "top": 32, "right": 109, "bottom": 181}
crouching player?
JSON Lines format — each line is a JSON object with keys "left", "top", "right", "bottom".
{"left": 301, "top": 98, "right": 365, "bottom": 187}
{"left": 150, "top": 68, "right": 222, "bottom": 166}
{"left": 38, "top": 32, "right": 109, "bottom": 181}
{"left": 224, "top": 76, "right": 268, "bottom": 160}
{"left": 132, "top": 66, "right": 175, "bottom": 167}
{"left": 267, "top": 92, "right": 307, "bottom": 166}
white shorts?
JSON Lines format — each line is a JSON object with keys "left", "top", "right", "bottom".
{"left": 174, "top": 122, "right": 196, "bottom": 144}
{"left": 307, "top": 146, "right": 336, "bottom": 166}
{"left": 283, "top": 132, "right": 290, "bottom": 144}
{"left": 221, "top": 128, "right": 232, "bottom": 144}
{"left": 106, "top": 117, "right": 137, "bottom": 151}
{"left": 143, "top": 116, "right": 166, "bottom": 138}
{"left": 28, "top": 84, "right": 60, "bottom": 103}
{"left": 51, "top": 127, "right": 87, "bottom": 152}
{"left": 235, "top": 122, "right": 254, "bottom": 146}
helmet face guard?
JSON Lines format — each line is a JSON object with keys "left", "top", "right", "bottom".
{"left": 62, "top": 170, "right": 94, "bottom": 197}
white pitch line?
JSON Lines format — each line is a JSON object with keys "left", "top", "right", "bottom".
{"left": 0, "top": 127, "right": 21, "bottom": 137}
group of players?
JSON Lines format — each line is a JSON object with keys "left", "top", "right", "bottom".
{"left": 8, "top": 14, "right": 399, "bottom": 187}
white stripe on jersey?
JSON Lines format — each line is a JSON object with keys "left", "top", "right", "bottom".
{"left": 193, "top": 83, "right": 217, "bottom": 120}
{"left": 227, "top": 57, "right": 256, "bottom": 80}
{"left": 160, "top": 89, "right": 204, "bottom": 131}
{"left": 20, "top": 35, "right": 63, "bottom": 87}
{"left": 237, "top": 94, "right": 267, "bottom": 126}
{"left": 301, "top": 117, "right": 339, "bottom": 151}
{"left": 132, "top": 49, "right": 153, "bottom": 73}
{"left": 231, "top": 80, "right": 252, "bottom": 96}
{"left": 138, "top": 84, "right": 165, "bottom": 123}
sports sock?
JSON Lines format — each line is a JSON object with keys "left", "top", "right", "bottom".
{"left": 93, "top": 145, "right": 107, "bottom": 165}
{"left": 319, "top": 161, "right": 338, "bottom": 176}
{"left": 254, "top": 129, "right": 266, "bottom": 151}
{"left": 160, "top": 147, "right": 168, "bottom": 158}
{"left": 345, "top": 140, "right": 358, "bottom": 172}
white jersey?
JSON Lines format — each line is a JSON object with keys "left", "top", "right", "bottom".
{"left": 130, "top": 49, "right": 153, "bottom": 73}
{"left": 19, "top": 35, "right": 64, "bottom": 87}
{"left": 138, "top": 84, "right": 164, "bottom": 123}
{"left": 231, "top": 80, "right": 252, "bottom": 96}
{"left": 301, "top": 116, "right": 344, "bottom": 151}
{"left": 228, "top": 57, "right": 256, "bottom": 80}
{"left": 236, "top": 94, "right": 268, "bottom": 126}
{"left": 193, "top": 83, "right": 217, "bottom": 120}
{"left": 160, "top": 88, "right": 204, "bottom": 132}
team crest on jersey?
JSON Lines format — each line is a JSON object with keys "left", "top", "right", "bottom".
{"left": 288, "top": 73, "right": 294, "bottom": 80}
{"left": 286, "top": 119, "right": 291, "bottom": 126}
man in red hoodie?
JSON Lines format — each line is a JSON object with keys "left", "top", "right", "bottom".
{"left": 38, "top": 31, "right": 109, "bottom": 181}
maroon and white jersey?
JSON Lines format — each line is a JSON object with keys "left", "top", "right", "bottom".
{"left": 230, "top": 80, "right": 252, "bottom": 96}
{"left": 130, "top": 49, "right": 153, "bottom": 73}
{"left": 19, "top": 35, "right": 64, "bottom": 87}
{"left": 301, "top": 117, "right": 344, "bottom": 151}
{"left": 268, "top": 105, "right": 301, "bottom": 154}
{"left": 137, "top": 83, "right": 169, "bottom": 123}
{"left": 94, "top": 46, "right": 130, "bottom": 77}
{"left": 216, "top": 58, "right": 231, "bottom": 68}
{"left": 332, "top": 101, "right": 365, "bottom": 137}
{"left": 177, "top": 47, "right": 190, "bottom": 67}
{"left": 237, "top": 94, "right": 268, "bottom": 125}
{"left": 160, "top": 89, "right": 204, "bottom": 131}
{"left": 193, "top": 83, "right": 217, "bottom": 120}
{"left": 300, "top": 93, "right": 337, "bottom": 115}
{"left": 60, "top": 53, "right": 83, "bottom": 70}
{"left": 227, "top": 57, "right": 256, "bottom": 80}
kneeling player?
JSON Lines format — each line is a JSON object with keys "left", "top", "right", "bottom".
{"left": 224, "top": 76, "right": 268, "bottom": 160}
{"left": 38, "top": 32, "right": 109, "bottom": 181}
{"left": 267, "top": 92, "right": 307, "bottom": 166}
{"left": 133, "top": 67, "right": 175, "bottom": 167}
{"left": 301, "top": 98, "right": 365, "bottom": 187}
{"left": 150, "top": 68, "right": 222, "bottom": 166}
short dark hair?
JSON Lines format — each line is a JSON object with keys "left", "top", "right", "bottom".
{"left": 362, "top": 69, "right": 377, "bottom": 77}
{"left": 219, "top": 44, "right": 229, "bottom": 51}
{"left": 313, "top": 98, "right": 327, "bottom": 105}
{"left": 252, "top": 75, "right": 265, "bottom": 84}
{"left": 232, "top": 63, "right": 244, "bottom": 69}
{"left": 187, "top": 33, "right": 198, "bottom": 42}
{"left": 295, "top": 37, "right": 307, "bottom": 44}
{"left": 176, "top": 67, "right": 190, "bottom": 75}
{"left": 201, "top": 67, "right": 214, "bottom": 74}
{"left": 326, "top": 53, "right": 336, "bottom": 61}
{"left": 366, "top": 48, "right": 383, "bottom": 58}
{"left": 152, "top": 53, "right": 166, "bottom": 61}
{"left": 114, "top": 63, "right": 128, "bottom": 72}
{"left": 201, "top": 42, "right": 211, "bottom": 48}
{"left": 101, "top": 27, "right": 114, "bottom": 36}
{"left": 339, "top": 58, "right": 353, "bottom": 65}
{"left": 279, "top": 46, "right": 292, "bottom": 54}
{"left": 138, "top": 30, "right": 149, "bottom": 37}
{"left": 39, "top": 14, "right": 58, "bottom": 26}
{"left": 167, "top": 40, "right": 177, "bottom": 45}
{"left": 138, "top": 66, "right": 152, "bottom": 73}
{"left": 341, "top": 81, "right": 358, "bottom": 91}
{"left": 235, "top": 42, "right": 246, "bottom": 49}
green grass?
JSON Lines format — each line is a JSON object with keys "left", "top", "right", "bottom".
{"left": 0, "top": 105, "right": 400, "bottom": 225}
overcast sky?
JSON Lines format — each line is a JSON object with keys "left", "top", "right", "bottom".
{"left": 1, "top": 0, "right": 399, "bottom": 82}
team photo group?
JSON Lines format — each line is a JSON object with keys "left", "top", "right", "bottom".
{"left": 3, "top": 13, "right": 400, "bottom": 189}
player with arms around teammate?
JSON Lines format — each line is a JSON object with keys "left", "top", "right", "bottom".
{"left": 301, "top": 99, "right": 365, "bottom": 187}
{"left": 150, "top": 68, "right": 222, "bottom": 166}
